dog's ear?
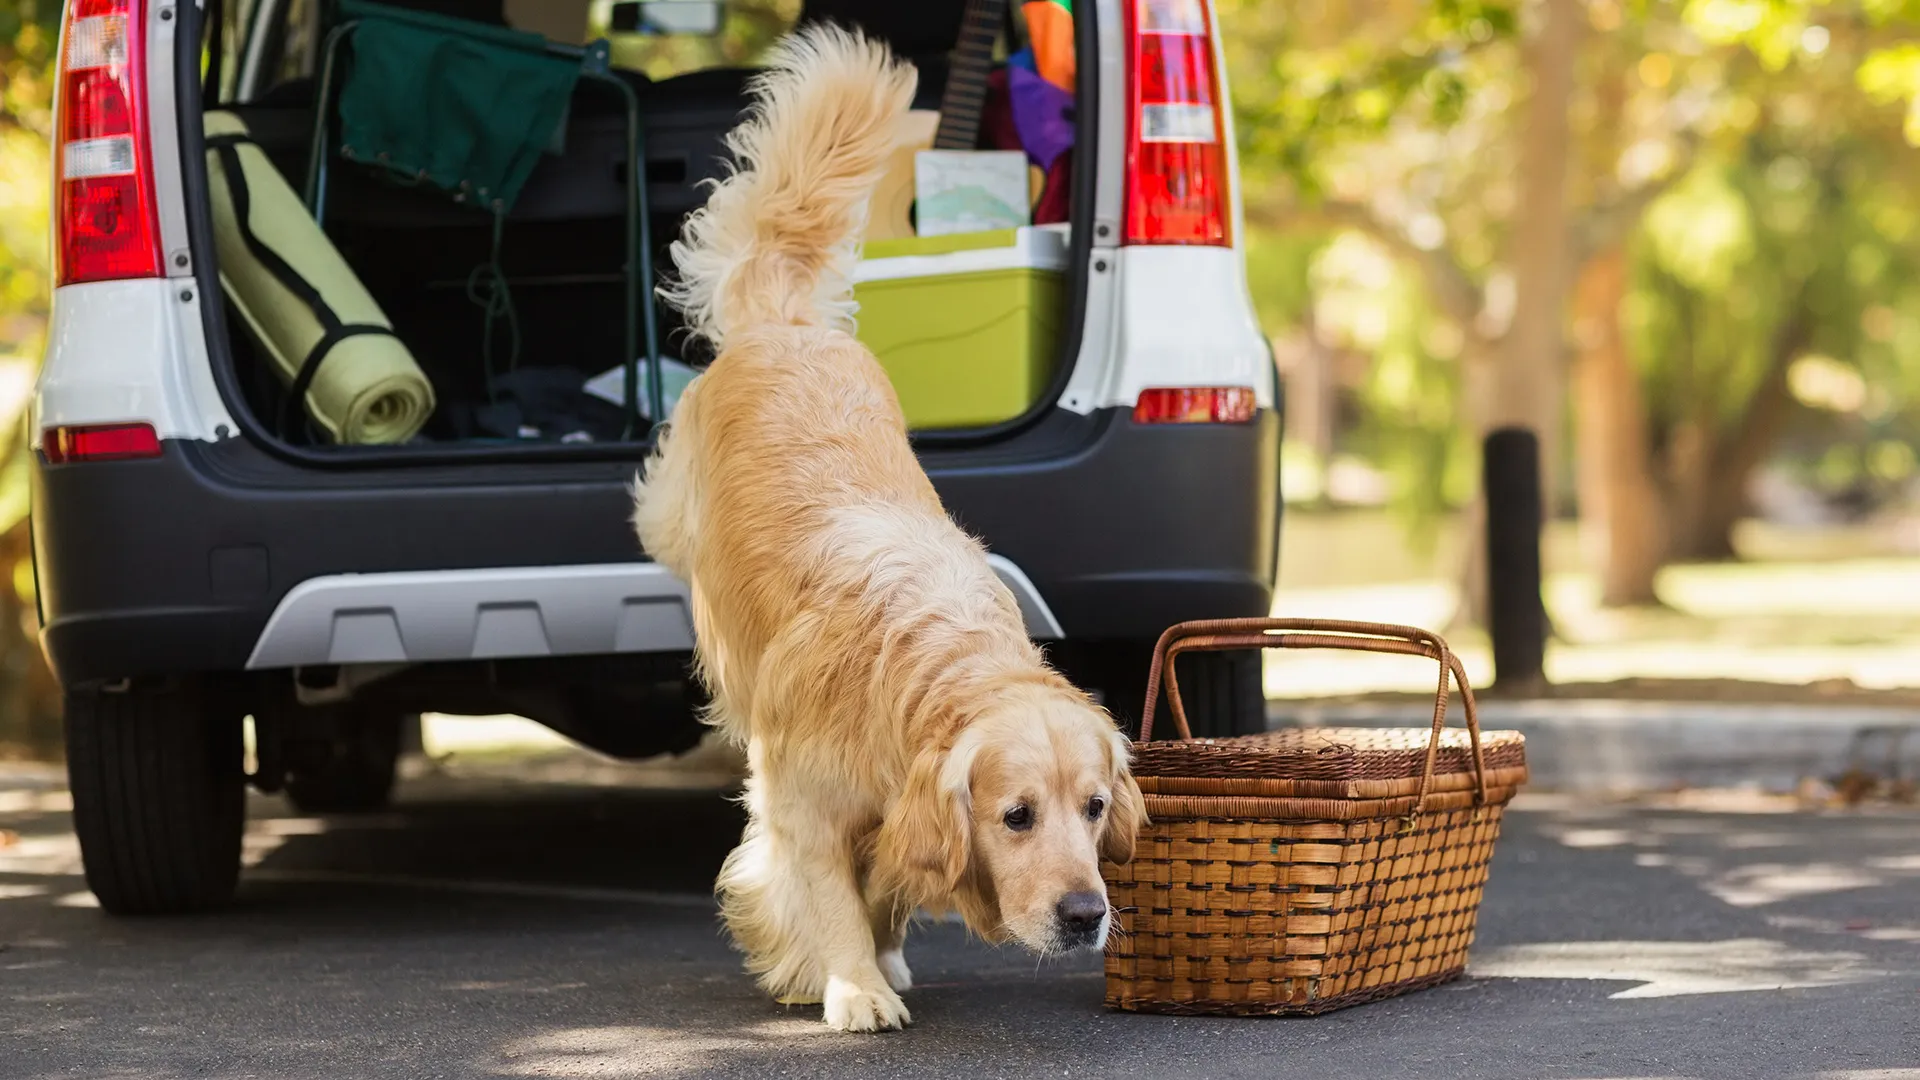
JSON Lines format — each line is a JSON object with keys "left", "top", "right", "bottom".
{"left": 873, "top": 734, "right": 979, "bottom": 909}
{"left": 1101, "top": 731, "right": 1147, "bottom": 865}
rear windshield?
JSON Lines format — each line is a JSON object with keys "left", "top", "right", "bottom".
{"left": 604, "top": 0, "right": 802, "bottom": 80}
{"left": 227, "top": 0, "right": 1031, "bottom": 102}
{"left": 229, "top": 1, "right": 812, "bottom": 100}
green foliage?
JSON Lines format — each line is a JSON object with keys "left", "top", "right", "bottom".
{"left": 0, "top": 0, "right": 55, "bottom": 359}
{"left": 1225, "top": 0, "right": 1920, "bottom": 542}
{"left": 1626, "top": 3, "right": 1920, "bottom": 494}
{"left": 1856, "top": 42, "right": 1920, "bottom": 143}
{"left": 0, "top": 1, "right": 55, "bottom": 135}
{"left": 0, "top": 1, "right": 54, "bottom": 705}
{"left": 1223, "top": 0, "right": 1518, "bottom": 536}
{"left": 1240, "top": 229, "right": 1319, "bottom": 332}
{"left": 1643, "top": 167, "right": 1755, "bottom": 293}
{"left": 1221, "top": 0, "right": 1516, "bottom": 200}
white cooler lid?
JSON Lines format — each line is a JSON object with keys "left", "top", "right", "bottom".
{"left": 854, "top": 224, "right": 1070, "bottom": 283}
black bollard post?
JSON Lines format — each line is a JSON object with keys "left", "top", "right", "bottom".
{"left": 1483, "top": 426, "right": 1546, "bottom": 691}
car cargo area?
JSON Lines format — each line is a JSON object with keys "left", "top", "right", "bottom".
{"left": 194, "top": 0, "right": 1090, "bottom": 458}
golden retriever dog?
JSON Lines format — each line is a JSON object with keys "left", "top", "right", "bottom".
{"left": 631, "top": 25, "right": 1144, "bottom": 1033}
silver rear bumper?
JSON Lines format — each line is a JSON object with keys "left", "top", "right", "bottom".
{"left": 245, "top": 556, "right": 1064, "bottom": 669}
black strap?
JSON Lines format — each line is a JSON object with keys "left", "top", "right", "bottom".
{"left": 282, "top": 323, "right": 395, "bottom": 437}
{"left": 212, "top": 139, "right": 335, "bottom": 326}
{"left": 210, "top": 135, "right": 399, "bottom": 439}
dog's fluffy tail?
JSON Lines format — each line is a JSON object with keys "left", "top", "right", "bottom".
{"left": 660, "top": 24, "right": 917, "bottom": 347}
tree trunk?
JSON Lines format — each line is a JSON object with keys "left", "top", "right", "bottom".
{"left": 1491, "top": 0, "right": 1583, "bottom": 487}
{"left": 1450, "top": 343, "right": 1496, "bottom": 634}
{"left": 1572, "top": 247, "right": 1667, "bottom": 606}
{"left": 1454, "top": 0, "right": 1581, "bottom": 638}
{"left": 1665, "top": 305, "right": 1809, "bottom": 562}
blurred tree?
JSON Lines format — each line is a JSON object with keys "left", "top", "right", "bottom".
{"left": 1223, "top": 0, "right": 1685, "bottom": 622}
{"left": 0, "top": 414, "right": 56, "bottom": 759}
{"left": 1584, "top": 0, "right": 1920, "bottom": 600}
{"left": 1224, "top": 0, "right": 1920, "bottom": 612}
{"left": 0, "top": 0, "right": 60, "bottom": 756}
{"left": 1, "top": 0, "right": 56, "bottom": 358}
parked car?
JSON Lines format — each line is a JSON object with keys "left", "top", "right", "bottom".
{"left": 34, "top": 0, "right": 1280, "bottom": 913}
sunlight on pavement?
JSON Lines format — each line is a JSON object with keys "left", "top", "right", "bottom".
{"left": 1768, "top": 914, "right": 1920, "bottom": 944}
{"left": 1704, "top": 862, "right": 1886, "bottom": 907}
{"left": 495, "top": 1022, "right": 833, "bottom": 1079}
{"left": 409, "top": 716, "right": 746, "bottom": 790}
{"left": 1266, "top": 556, "right": 1920, "bottom": 698}
{"left": 1661, "top": 559, "right": 1920, "bottom": 616}
{"left": 0, "top": 789, "right": 73, "bottom": 814}
{"left": 1470, "top": 938, "right": 1885, "bottom": 998}
{"left": 1266, "top": 580, "right": 1494, "bottom": 697}
{"left": 1536, "top": 801, "right": 1920, "bottom": 916}
{"left": 0, "top": 830, "right": 81, "bottom": 876}
{"left": 421, "top": 713, "right": 576, "bottom": 756}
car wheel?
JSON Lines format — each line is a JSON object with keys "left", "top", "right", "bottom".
{"left": 283, "top": 707, "right": 407, "bottom": 814}
{"left": 1051, "top": 639, "right": 1267, "bottom": 740}
{"left": 64, "top": 681, "right": 246, "bottom": 915}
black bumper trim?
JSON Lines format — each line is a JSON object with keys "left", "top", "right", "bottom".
{"left": 32, "top": 406, "right": 1278, "bottom": 686}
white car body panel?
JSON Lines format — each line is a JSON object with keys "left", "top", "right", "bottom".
{"left": 1060, "top": 246, "right": 1275, "bottom": 416}
{"left": 33, "top": 279, "right": 235, "bottom": 446}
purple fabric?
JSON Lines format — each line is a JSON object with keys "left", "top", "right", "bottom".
{"left": 1008, "top": 62, "right": 1075, "bottom": 172}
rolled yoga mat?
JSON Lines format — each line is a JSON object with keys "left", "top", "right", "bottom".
{"left": 204, "top": 110, "right": 435, "bottom": 445}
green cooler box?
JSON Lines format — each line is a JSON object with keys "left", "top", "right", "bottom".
{"left": 853, "top": 225, "right": 1069, "bottom": 430}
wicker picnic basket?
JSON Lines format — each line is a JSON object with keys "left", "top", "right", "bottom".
{"left": 1102, "top": 618, "right": 1528, "bottom": 1016}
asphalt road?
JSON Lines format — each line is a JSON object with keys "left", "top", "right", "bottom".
{"left": 1, "top": 754, "right": 1917, "bottom": 1080}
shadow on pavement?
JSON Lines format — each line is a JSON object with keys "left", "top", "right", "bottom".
{"left": 3, "top": 766, "right": 1919, "bottom": 1079}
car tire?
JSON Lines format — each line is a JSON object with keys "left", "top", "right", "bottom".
{"left": 283, "top": 708, "right": 407, "bottom": 815}
{"left": 1052, "top": 639, "right": 1267, "bottom": 740}
{"left": 64, "top": 682, "right": 246, "bottom": 915}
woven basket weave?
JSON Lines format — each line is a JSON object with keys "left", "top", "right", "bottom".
{"left": 1103, "top": 618, "right": 1527, "bottom": 1016}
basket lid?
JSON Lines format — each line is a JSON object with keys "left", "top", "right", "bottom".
{"left": 1131, "top": 726, "right": 1526, "bottom": 782}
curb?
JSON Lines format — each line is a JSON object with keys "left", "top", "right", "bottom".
{"left": 1268, "top": 699, "right": 1920, "bottom": 794}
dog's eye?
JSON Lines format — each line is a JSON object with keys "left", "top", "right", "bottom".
{"left": 1087, "top": 796, "right": 1107, "bottom": 820}
{"left": 1003, "top": 805, "right": 1033, "bottom": 831}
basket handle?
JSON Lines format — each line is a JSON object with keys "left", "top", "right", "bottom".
{"left": 1138, "top": 618, "right": 1488, "bottom": 813}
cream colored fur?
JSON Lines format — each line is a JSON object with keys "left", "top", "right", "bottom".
{"left": 631, "top": 25, "right": 1143, "bottom": 1033}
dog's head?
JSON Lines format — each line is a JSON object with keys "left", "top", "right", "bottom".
{"left": 874, "top": 679, "right": 1144, "bottom": 954}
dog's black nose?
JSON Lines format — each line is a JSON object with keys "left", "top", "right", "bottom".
{"left": 1055, "top": 891, "right": 1108, "bottom": 936}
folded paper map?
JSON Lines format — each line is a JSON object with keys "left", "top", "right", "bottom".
{"left": 914, "top": 150, "right": 1031, "bottom": 237}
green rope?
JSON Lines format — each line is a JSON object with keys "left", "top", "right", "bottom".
{"left": 466, "top": 208, "right": 519, "bottom": 404}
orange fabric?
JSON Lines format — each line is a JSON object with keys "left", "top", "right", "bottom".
{"left": 1024, "top": 1, "right": 1075, "bottom": 90}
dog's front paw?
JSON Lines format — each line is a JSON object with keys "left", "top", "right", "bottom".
{"left": 823, "top": 976, "right": 910, "bottom": 1032}
{"left": 877, "top": 948, "right": 913, "bottom": 993}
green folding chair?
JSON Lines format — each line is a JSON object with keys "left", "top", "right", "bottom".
{"left": 302, "top": 0, "right": 666, "bottom": 435}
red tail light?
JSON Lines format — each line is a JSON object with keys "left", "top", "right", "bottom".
{"left": 56, "top": 0, "right": 163, "bottom": 285}
{"left": 1132, "top": 387, "right": 1255, "bottom": 424}
{"left": 1123, "top": 0, "right": 1230, "bottom": 246}
{"left": 42, "top": 423, "right": 164, "bottom": 464}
